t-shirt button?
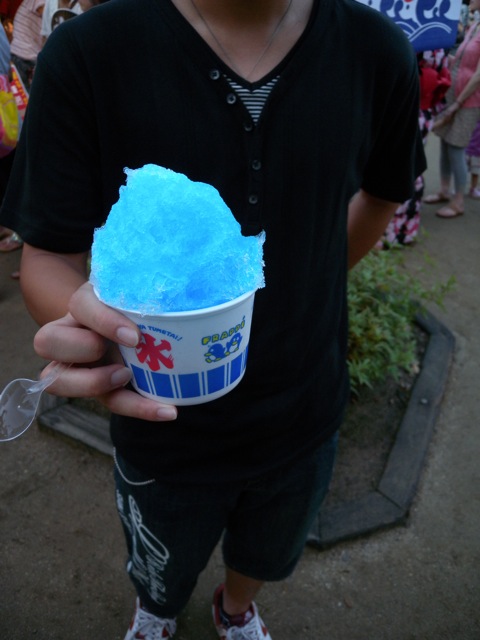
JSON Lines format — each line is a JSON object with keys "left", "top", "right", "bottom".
{"left": 251, "top": 160, "right": 262, "bottom": 171}
{"left": 248, "top": 194, "right": 259, "bottom": 205}
{"left": 227, "top": 93, "right": 237, "bottom": 105}
{"left": 209, "top": 69, "right": 221, "bottom": 80}
{"left": 243, "top": 122, "right": 254, "bottom": 132}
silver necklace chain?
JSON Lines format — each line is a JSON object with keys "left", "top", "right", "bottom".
{"left": 189, "top": 0, "right": 294, "bottom": 81}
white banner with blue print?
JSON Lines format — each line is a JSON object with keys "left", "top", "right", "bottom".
{"left": 356, "top": 0, "right": 462, "bottom": 52}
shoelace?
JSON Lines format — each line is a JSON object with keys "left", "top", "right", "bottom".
{"left": 133, "top": 606, "right": 176, "bottom": 639}
{"left": 227, "top": 615, "right": 268, "bottom": 640}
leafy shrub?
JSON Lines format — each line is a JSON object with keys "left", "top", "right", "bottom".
{"left": 347, "top": 246, "right": 454, "bottom": 396}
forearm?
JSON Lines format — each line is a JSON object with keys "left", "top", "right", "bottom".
{"left": 347, "top": 189, "right": 399, "bottom": 269}
{"left": 20, "top": 243, "right": 89, "bottom": 325}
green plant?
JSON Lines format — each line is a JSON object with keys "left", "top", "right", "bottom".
{"left": 347, "top": 246, "right": 455, "bottom": 397}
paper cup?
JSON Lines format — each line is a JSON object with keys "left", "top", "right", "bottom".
{"left": 113, "top": 291, "right": 255, "bottom": 405}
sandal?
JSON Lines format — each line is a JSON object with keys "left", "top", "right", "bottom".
{"left": 0, "top": 232, "right": 23, "bottom": 252}
{"left": 423, "top": 193, "right": 450, "bottom": 204}
{"left": 436, "top": 204, "right": 464, "bottom": 219}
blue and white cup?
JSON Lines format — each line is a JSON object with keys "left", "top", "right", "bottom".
{"left": 114, "top": 291, "right": 255, "bottom": 405}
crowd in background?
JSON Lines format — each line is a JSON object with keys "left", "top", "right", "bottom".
{"left": 379, "top": 0, "right": 480, "bottom": 246}
{"left": 0, "top": 0, "right": 107, "bottom": 269}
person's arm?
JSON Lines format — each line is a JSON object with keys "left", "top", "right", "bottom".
{"left": 34, "top": 0, "right": 45, "bottom": 16}
{"left": 20, "top": 243, "right": 89, "bottom": 323}
{"left": 452, "top": 56, "right": 480, "bottom": 109}
{"left": 21, "top": 244, "right": 178, "bottom": 421}
{"left": 439, "top": 53, "right": 480, "bottom": 125}
{"left": 347, "top": 189, "right": 399, "bottom": 269}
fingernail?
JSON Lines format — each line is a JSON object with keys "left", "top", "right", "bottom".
{"left": 157, "top": 406, "right": 177, "bottom": 421}
{"left": 116, "top": 326, "right": 139, "bottom": 347}
{"left": 110, "top": 367, "right": 132, "bottom": 387}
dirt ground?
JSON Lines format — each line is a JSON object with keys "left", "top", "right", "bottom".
{"left": 0, "top": 135, "right": 479, "bottom": 640}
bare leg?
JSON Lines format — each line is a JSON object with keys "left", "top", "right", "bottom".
{"left": 470, "top": 172, "right": 479, "bottom": 191}
{"left": 222, "top": 567, "right": 264, "bottom": 615}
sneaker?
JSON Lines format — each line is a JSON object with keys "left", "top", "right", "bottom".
{"left": 124, "top": 598, "right": 177, "bottom": 639}
{"left": 212, "top": 584, "right": 272, "bottom": 640}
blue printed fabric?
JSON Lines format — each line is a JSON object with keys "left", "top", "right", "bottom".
{"left": 356, "top": 0, "right": 462, "bottom": 52}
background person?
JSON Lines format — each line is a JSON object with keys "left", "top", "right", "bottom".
{"left": 0, "top": 20, "right": 21, "bottom": 268}
{"left": 0, "top": 0, "right": 23, "bottom": 41}
{"left": 10, "top": 0, "right": 44, "bottom": 90}
{"left": 424, "top": 0, "right": 480, "bottom": 218}
{"left": 466, "top": 117, "right": 480, "bottom": 196}
{"left": 378, "top": 49, "right": 451, "bottom": 247}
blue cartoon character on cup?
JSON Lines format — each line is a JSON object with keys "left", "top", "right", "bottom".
{"left": 204, "top": 332, "right": 243, "bottom": 363}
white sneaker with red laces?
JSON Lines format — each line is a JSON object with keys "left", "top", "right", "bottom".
{"left": 124, "top": 598, "right": 177, "bottom": 639}
{"left": 212, "top": 584, "right": 272, "bottom": 640}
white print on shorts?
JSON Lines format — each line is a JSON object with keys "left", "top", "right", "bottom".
{"left": 116, "top": 490, "right": 170, "bottom": 605}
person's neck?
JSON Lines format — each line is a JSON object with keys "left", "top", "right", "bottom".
{"left": 171, "top": 0, "right": 313, "bottom": 82}
{"left": 184, "top": 0, "right": 292, "bottom": 25}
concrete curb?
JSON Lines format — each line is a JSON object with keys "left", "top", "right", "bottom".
{"left": 307, "top": 308, "right": 455, "bottom": 549}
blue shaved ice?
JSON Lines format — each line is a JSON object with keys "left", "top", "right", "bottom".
{"left": 90, "top": 165, "right": 265, "bottom": 314}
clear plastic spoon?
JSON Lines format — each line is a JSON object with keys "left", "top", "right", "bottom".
{"left": 0, "top": 362, "right": 71, "bottom": 442}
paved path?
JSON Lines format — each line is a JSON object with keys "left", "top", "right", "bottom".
{"left": 0, "top": 135, "right": 479, "bottom": 639}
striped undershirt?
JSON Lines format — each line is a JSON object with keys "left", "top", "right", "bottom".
{"left": 226, "top": 76, "right": 280, "bottom": 124}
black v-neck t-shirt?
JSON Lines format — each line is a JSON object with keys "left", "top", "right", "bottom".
{"left": 1, "top": 0, "right": 426, "bottom": 482}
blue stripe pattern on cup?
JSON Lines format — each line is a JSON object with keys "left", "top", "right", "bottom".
{"left": 129, "top": 346, "right": 248, "bottom": 401}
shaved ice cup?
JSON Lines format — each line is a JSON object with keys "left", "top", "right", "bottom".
{"left": 113, "top": 291, "right": 256, "bottom": 405}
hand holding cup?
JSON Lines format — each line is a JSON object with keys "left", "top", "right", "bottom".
{"left": 33, "top": 282, "right": 178, "bottom": 421}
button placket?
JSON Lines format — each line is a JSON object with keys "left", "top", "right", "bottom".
{"left": 207, "top": 68, "right": 263, "bottom": 234}
{"left": 244, "top": 128, "right": 264, "bottom": 234}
